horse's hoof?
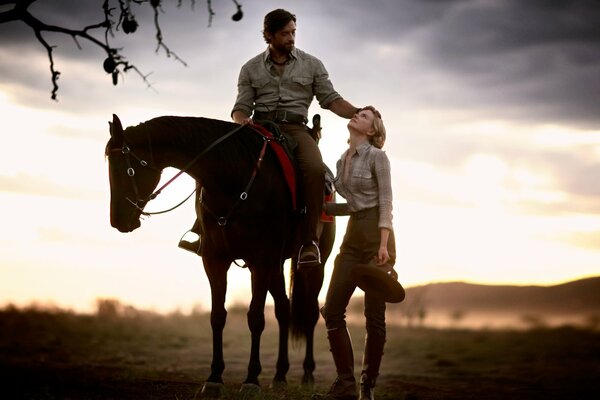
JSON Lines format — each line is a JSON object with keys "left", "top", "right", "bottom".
{"left": 199, "top": 381, "right": 223, "bottom": 399}
{"left": 269, "top": 378, "right": 287, "bottom": 391}
{"left": 301, "top": 375, "right": 315, "bottom": 391}
{"left": 239, "top": 382, "right": 261, "bottom": 399}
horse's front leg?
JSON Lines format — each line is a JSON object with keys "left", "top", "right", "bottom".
{"left": 200, "top": 258, "right": 230, "bottom": 399}
{"left": 302, "top": 325, "right": 316, "bottom": 389}
{"left": 269, "top": 263, "right": 290, "bottom": 388}
{"left": 241, "top": 264, "right": 271, "bottom": 393}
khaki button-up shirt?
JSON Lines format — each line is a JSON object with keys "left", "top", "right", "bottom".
{"left": 231, "top": 47, "right": 342, "bottom": 119}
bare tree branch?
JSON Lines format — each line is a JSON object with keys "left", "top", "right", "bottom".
{"left": 0, "top": 0, "right": 244, "bottom": 100}
{"left": 152, "top": 3, "right": 187, "bottom": 66}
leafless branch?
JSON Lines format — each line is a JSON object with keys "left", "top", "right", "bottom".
{"left": 0, "top": 0, "right": 243, "bottom": 100}
{"left": 152, "top": 3, "right": 187, "bottom": 66}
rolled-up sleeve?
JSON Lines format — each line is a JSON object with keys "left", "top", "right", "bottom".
{"left": 312, "top": 58, "right": 342, "bottom": 109}
{"left": 374, "top": 152, "right": 393, "bottom": 230}
{"left": 231, "top": 63, "right": 255, "bottom": 117}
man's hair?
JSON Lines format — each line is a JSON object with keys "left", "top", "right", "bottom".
{"left": 263, "top": 9, "right": 296, "bottom": 44}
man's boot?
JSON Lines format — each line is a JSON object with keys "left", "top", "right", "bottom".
{"left": 298, "top": 240, "right": 321, "bottom": 268}
{"left": 358, "top": 333, "right": 385, "bottom": 400}
{"left": 313, "top": 328, "right": 357, "bottom": 400}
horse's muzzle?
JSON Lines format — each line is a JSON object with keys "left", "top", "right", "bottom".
{"left": 111, "top": 216, "right": 141, "bottom": 233}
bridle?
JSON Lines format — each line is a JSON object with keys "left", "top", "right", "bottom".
{"left": 110, "top": 142, "right": 187, "bottom": 216}
{"left": 109, "top": 123, "right": 268, "bottom": 220}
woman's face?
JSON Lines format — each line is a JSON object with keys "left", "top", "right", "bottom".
{"left": 348, "top": 109, "right": 375, "bottom": 136}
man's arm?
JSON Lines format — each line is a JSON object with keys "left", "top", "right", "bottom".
{"left": 328, "top": 98, "right": 360, "bottom": 119}
{"left": 231, "top": 62, "right": 255, "bottom": 124}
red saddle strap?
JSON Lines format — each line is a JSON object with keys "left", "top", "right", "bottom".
{"left": 249, "top": 124, "right": 297, "bottom": 209}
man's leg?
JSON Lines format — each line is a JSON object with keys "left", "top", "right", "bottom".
{"left": 281, "top": 123, "right": 325, "bottom": 267}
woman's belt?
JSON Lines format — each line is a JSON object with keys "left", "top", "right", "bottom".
{"left": 350, "top": 206, "right": 379, "bottom": 219}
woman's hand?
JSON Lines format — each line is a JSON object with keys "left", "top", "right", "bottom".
{"left": 377, "top": 245, "right": 390, "bottom": 265}
{"left": 376, "top": 228, "right": 391, "bottom": 265}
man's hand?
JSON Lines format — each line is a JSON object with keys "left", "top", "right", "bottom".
{"left": 232, "top": 110, "right": 253, "bottom": 125}
{"left": 328, "top": 98, "right": 361, "bottom": 119}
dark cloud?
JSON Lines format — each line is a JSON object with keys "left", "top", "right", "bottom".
{"left": 0, "top": 0, "right": 109, "bottom": 46}
{"left": 411, "top": 0, "right": 600, "bottom": 128}
{"left": 307, "top": 0, "right": 600, "bottom": 128}
{"left": 1, "top": 0, "right": 599, "bottom": 128}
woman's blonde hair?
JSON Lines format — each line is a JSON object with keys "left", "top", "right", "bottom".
{"left": 361, "top": 106, "right": 386, "bottom": 149}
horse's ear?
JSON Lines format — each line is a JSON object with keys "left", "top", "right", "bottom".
{"left": 110, "top": 114, "right": 124, "bottom": 139}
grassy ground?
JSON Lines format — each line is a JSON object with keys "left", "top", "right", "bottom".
{"left": 1, "top": 305, "right": 598, "bottom": 399}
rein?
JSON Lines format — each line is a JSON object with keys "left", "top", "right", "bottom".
{"left": 112, "top": 123, "right": 246, "bottom": 216}
{"left": 200, "top": 132, "right": 270, "bottom": 226}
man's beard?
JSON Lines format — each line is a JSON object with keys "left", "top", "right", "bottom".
{"left": 274, "top": 41, "right": 294, "bottom": 54}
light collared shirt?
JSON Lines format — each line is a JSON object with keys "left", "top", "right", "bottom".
{"left": 231, "top": 47, "right": 342, "bottom": 119}
{"left": 334, "top": 142, "right": 394, "bottom": 230}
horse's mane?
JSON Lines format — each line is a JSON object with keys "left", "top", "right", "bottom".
{"left": 106, "top": 116, "right": 253, "bottom": 160}
{"left": 129, "top": 116, "right": 238, "bottom": 146}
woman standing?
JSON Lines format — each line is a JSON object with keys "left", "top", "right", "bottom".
{"left": 315, "top": 106, "right": 395, "bottom": 400}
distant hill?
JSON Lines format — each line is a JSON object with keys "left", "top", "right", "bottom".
{"left": 348, "top": 277, "right": 600, "bottom": 321}
{"left": 395, "top": 276, "right": 600, "bottom": 314}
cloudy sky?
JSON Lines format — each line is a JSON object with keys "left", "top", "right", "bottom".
{"left": 1, "top": 0, "right": 599, "bottom": 313}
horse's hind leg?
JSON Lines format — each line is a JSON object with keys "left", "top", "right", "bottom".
{"left": 298, "top": 263, "right": 324, "bottom": 389}
{"left": 268, "top": 263, "right": 290, "bottom": 388}
{"left": 302, "top": 220, "right": 334, "bottom": 389}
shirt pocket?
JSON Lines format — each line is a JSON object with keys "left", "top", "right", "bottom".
{"left": 252, "top": 77, "right": 269, "bottom": 88}
{"left": 352, "top": 170, "right": 374, "bottom": 192}
{"left": 291, "top": 76, "right": 314, "bottom": 97}
{"left": 252, "top": 77, "right": 275, "bottom": 98}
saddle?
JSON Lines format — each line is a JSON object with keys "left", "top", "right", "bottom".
{"left": 250, "top": 115, "right": 334, "bottom": 219}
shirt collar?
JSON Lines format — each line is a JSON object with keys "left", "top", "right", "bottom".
{"left": 355, "top": 142, "right": 372, "bottom": 155}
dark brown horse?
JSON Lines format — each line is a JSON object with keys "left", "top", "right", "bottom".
{"left": 105, "top": 114, "right": 334, "bottom": 397}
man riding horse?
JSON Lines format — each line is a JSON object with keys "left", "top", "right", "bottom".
{"left": 179, "top": 9, "right": 361, "bottom": 267}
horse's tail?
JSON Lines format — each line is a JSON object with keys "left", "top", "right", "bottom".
{"left": 290, "top": 257, "right": 324, "bottom": 343}
{"left": 289, "top": 220, "right": 336, "bottom": 342}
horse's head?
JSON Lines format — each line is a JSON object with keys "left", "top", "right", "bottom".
{"left": 105, "top": 114, "right": 161, "bottom": 232}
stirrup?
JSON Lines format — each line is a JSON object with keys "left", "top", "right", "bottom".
{"left": 178, "top": 230, "right": 201, "bottom": 255}
{"left": 298, "top": 240, "right": 321, "bottom": 267}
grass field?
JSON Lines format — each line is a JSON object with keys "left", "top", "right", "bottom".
{"left": 1, "top": 304, "right": 598, "bottom": 399}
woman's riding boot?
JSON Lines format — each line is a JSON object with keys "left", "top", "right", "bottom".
{"left": 358, "top": 333, "right": 385, "bottom": 400}
{"left": 312, "top": 328, "right": 357, "bottom": 400}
